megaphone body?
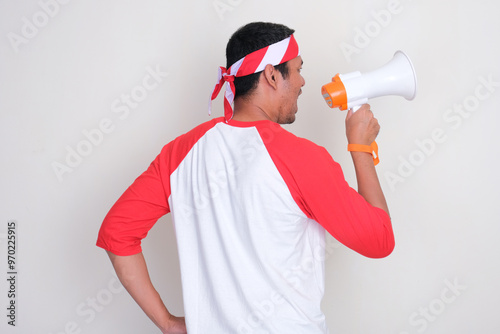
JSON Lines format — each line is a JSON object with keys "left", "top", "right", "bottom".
{"left": 322, "top": 50, "right": 417, "bottom": 110}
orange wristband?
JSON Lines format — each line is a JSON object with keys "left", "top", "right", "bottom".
{"left": 347, "top": 141, "right": 380, "bottom": 165}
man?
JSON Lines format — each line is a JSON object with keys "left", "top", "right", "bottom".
{"left": 97, "top": 22, "right": 395, "bottom": 333}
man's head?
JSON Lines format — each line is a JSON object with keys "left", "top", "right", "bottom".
{"left": 226, "top": 22, "right": 295, "bottom": 99}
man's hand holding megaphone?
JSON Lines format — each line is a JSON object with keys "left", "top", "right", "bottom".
{"left": 345, "top": 104, "right": 380, "bottom": 165}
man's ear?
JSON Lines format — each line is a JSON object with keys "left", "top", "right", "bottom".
{"left": 262, "top": 64, "right": 279, "bottom": 90}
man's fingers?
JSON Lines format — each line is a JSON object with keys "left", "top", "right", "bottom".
{"left": 346, "top": 108, "right": 353, "bottom": 122}
{"left": 359, "top": 103, "right": 371, "bottom": 113}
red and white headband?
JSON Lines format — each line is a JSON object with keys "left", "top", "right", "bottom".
{"left": 209, "top": 35, "right": 300, "bottom": 122}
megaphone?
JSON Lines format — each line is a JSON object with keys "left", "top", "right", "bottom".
{"left": 321, "top": 50, "right": 417, "bottom": 111}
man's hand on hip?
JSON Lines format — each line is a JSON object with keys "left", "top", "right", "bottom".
{"left": 161, "top": 315, "right": 186, "bottom": 334}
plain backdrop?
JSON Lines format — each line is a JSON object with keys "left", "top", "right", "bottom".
{"left": 1, "top": 0, "right": 499, "bottom": 333}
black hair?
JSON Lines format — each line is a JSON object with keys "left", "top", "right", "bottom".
{"left": 225, "top": 22, "right": 295, "bottom": 98}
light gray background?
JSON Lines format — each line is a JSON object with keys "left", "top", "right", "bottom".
{"left": 1, "top": 0, "right": 499, "bottom": 333}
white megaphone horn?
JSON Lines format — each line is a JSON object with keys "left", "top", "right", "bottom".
{"left": 321, "top": 50, "right": 417, "bottom": 111}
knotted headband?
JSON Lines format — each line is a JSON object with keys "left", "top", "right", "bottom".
{"left": 209, "top": 35, "right": 300, "bottom": 122}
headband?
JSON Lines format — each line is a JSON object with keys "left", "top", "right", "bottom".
{"left": 209, "top": 35, "right": 300, "bottom": 122}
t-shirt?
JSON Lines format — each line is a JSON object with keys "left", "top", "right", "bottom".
{"left": 96, "top": 117, "right": 395, "bottom": 333}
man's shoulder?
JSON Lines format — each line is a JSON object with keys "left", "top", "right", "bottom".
{"left": 158, "top": 117, "right": 224, "bottom": 160}
{"left": 254, "top": 122, "right": 327, "bottom": 154}
{"left": 170, "top": 117, "right": 224, "bottom": 144}
{"left": 183, "top": 117, "right": 225, "bottom": 138}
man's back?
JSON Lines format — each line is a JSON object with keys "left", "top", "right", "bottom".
{"left": 170, "top": 118, "right": 328, "bottom": 333}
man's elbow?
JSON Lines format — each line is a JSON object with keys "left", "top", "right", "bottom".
{"left": 367, "top": 211, "right": 395, "bottom": 258}
{"left": 363, "top": 233, "right": 395, "bottom": 259}
{"left": 368, "top": 241, "right": 395, "bottom": 259}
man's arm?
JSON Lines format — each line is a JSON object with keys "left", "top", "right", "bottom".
{"left": 106, "top": 251, "right": 186, "bottom": 334}
{"left": 345, "top": 104, "right": 390, "bottom": 216}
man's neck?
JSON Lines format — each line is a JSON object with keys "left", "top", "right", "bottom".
{"left": 231, "top": 98, "right": 274, "bottom": 122}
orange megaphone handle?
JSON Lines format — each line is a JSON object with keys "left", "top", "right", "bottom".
{"left": 347, "top": 141, "right": 380, "bottom": 166}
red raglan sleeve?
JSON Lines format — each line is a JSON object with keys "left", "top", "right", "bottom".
{"left": 96, "top": 144, "right": 172, "bottom": 256}
{"left": 267, "top": 129, "right": 395, "bottom": 259}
